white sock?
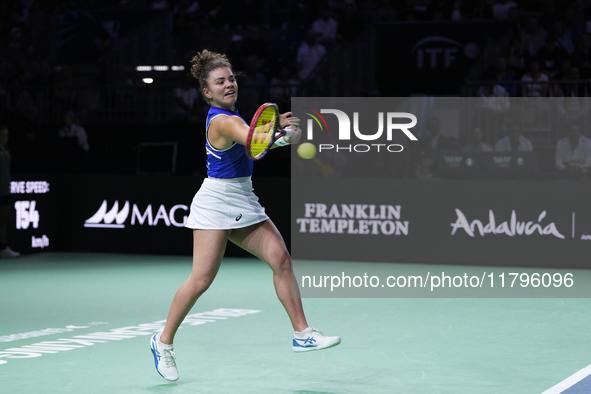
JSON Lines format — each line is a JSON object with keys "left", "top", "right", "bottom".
{"left": 157, "top": 333, "right": 173, "bottom": 349}
{"left": 295, "top": 327, "right": 312, "bottom": 336}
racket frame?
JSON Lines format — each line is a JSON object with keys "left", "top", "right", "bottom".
{"left": 245, "top": 102, "right": 290, "bottom": 160}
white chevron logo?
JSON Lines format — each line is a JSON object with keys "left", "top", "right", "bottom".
{"left": 84, "top": 200, "right": 130, "bottom": 228}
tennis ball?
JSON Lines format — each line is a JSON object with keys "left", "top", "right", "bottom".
{"left": 297, "top": 143, "right": 317, "bottom": 159}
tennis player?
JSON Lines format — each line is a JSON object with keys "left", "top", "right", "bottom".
{"left": 150, "top": 50, "right": 340, "bottom": 382}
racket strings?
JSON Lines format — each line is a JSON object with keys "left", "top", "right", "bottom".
{"left": 249, "top": 107, "right": 277, "bottom": 158}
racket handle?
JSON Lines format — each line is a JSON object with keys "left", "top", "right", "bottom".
{"left": 274, "top": 130, "right": 291, "bottom": 147}
{"left": 282, "top": 128, "right": 294, "bottom": 138}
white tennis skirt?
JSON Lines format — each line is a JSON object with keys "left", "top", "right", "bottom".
{"left": 185, "top": 176, "right": 269, "bottom": 230}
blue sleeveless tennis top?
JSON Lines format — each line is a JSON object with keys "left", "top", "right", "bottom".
{"left": 205, "top": 106, "right": 254, "bottom": 179}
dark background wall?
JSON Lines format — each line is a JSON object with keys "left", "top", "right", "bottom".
{"left": 2, "top": 0, "right": 591, "bottom": 260}
{"left": 9, "top": 173, "right": 290, "bottom": 257}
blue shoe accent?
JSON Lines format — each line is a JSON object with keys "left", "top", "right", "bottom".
{"left": 293, "top": 337, "right": 318, "bottom": 348}
{"left": 150, "top": 334, "right": 165, "bottom": 379}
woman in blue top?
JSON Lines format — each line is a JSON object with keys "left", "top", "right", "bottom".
{"left": 150, "top": 50, "right": 340, "bottom": 382}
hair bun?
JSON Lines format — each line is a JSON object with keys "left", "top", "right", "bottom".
{"left": 190, "top": 49, "right": 230, "bottom": 81}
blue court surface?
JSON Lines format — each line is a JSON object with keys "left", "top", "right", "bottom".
{"left": 542, "top": 366, "right": 591, "bottom": 394}
{"left": 1, "top": 252, "right": 590, "bottom": 394}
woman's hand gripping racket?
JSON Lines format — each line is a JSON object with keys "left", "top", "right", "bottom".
{"left": 245, "top": 103, "right": 296, "bottom": 160}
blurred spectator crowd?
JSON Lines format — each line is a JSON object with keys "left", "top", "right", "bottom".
{"left": 472, "top": 0, "right": 591, "bottom": 99}
{"left": 1, "top": 0, "right": 591, "bottom": 179}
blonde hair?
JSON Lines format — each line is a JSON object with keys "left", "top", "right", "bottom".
{"left": 190, "top": 49, "right": 233, "bottom": 101}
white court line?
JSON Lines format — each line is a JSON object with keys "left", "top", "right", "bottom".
{"left": 541, "top": 364, "right": 591, "bottom": 394}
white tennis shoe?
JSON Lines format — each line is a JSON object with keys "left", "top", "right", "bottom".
{"left": 293, "top": 327, "right": 341, "bottom": 352}
{"left": 150, "top": 333, "right": 179, "bottom": 381}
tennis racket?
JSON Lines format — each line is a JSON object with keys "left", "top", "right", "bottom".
{"left": 245, "top": 103, "right": 293, "bottom": 160}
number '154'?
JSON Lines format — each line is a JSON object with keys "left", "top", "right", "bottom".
{"left": 15, "top": 200, "right": 40, "bottom": 229}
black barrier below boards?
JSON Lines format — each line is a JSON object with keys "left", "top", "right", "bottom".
{"left": 8, "top": 174, "right": 291, "bottom": 257}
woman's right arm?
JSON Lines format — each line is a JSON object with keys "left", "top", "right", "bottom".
{"left": 208, "top": 115, "right": 250, "bottom": 149}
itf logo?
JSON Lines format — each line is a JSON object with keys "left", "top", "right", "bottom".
{"left": 85, "top": 200, "right": 129, "bottom": 228}
{"left": 412, "top": 36, "right": 479, "bottom": 69}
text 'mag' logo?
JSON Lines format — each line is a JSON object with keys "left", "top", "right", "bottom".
{"left": 85, "top": 200, "right": 188, "bottom": 229}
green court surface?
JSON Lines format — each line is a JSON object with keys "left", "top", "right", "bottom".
{"left": 1, "top": 253, "right": 590, "bottom": 394}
